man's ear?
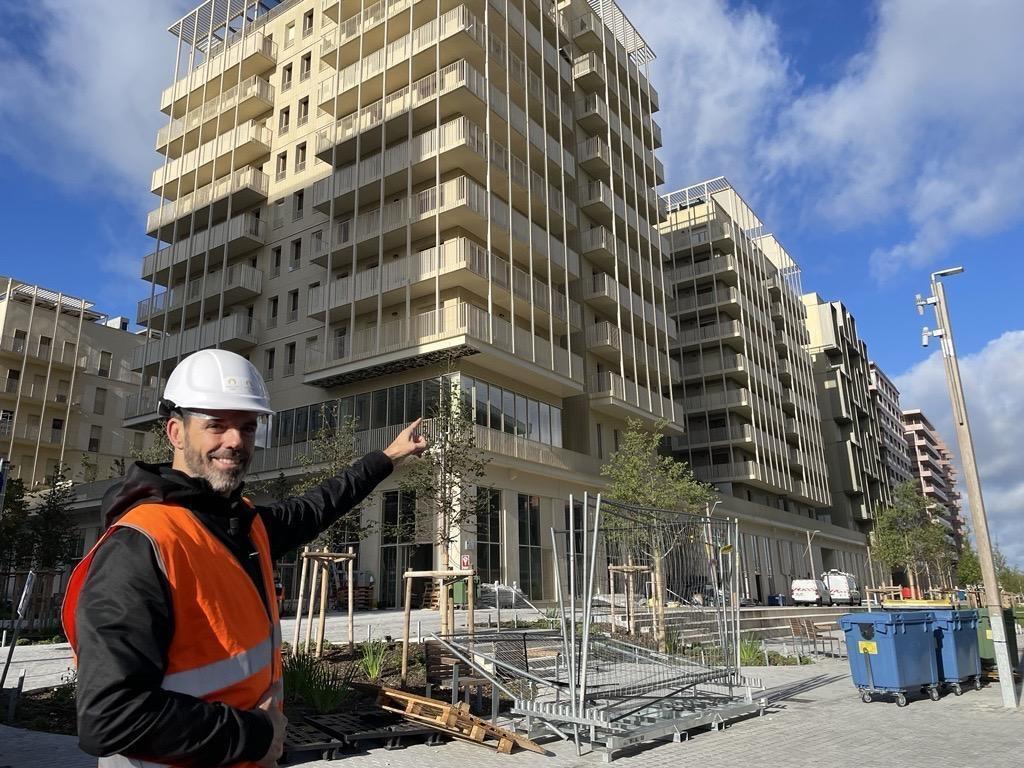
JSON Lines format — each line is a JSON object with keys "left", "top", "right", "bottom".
{"left": 166, "top": 417, "right": 186, "bottom": 451}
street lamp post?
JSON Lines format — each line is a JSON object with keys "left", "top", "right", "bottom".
{"left": 917, "top": 266, "right": 1017, "bottom": 709}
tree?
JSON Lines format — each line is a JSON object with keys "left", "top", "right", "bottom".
{"left": 873, "top": 481, "right": 956, "bottom": 595}
{"left": 0, "top": 476, "right": 31, "bottom": 606}
{"left": 956, "top": 539, "right": 982, "bottom": 586}
{"left": 398, "top": 378, "right": 489, "bottom": 571}
{"left": 109, "top": 457, "right": 127, "bottom": 479}
{"left": 78, "top": 453, "right": 98, "bottom": 483}
{"left": 292, "top": 404, "right": 373, "bottom": 552}
{"left": 29, "top": 467, "right": 80, "bottom": 571}
{"left": 600, "top": 419, "right": 715, "bottom": 651}
{"left": 130, "top": 422, "right": 173, "bottom": 464}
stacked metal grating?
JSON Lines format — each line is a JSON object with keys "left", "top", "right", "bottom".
{"left": 432, "top": 494, "right": 765, "bottom": 761}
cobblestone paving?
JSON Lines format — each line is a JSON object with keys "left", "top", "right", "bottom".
{"left": 3, "top": 659, "right": 1022, "bottom": 768}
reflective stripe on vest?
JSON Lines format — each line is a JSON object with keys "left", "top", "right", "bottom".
{"left": 99, "top": 756, "right": 168, "bottom": 768}
{"left": 162, "top": 624, "right": 281, "bottom": 697}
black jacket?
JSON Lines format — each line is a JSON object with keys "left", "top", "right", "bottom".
{"left": 74, "top": 452, "right": 393, "bottom": 766}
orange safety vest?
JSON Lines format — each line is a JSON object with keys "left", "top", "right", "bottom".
{"left": 62, "top": 501, "right": 281, "bottom": 768}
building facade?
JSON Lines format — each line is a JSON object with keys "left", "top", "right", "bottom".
{"left": 0, "top": 277, "right": 151, "bottom": 489}
{"left": 802, "top": 294, "right": 887, "bottom": 534}
{"left": 868, "top": 361, "right": 915, "bottom": 491}
{"left": 129, "top": 0, "right": 678, "bottom": 604}
{"left": 659, "top": 178, "right": 869, "bottom": 600}
{"left": 902, "top": 408, "right": 964, "bottom": 548}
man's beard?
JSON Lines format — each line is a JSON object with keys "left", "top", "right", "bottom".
{"left": 182, "top": 436, "right": 251, "bottom": 494}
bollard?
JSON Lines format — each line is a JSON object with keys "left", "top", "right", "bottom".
{"left": 491, "top": 687, "right": 500, "bottom": 723}
{"left": 451, "top": 663, "right": 460, "bottom": 706}
{"left": 0, "top": 630, "right": 5, "bottom": 649}
{"left": 366, "top": 625, "right": 371, "bottom": 643}
{"left": 417, "top": 620, "right": 422, "bottom": 642}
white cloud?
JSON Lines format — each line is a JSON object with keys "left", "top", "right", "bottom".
{"left": 759, "top": 0, "right": 1024, "bottom": 279}
{"left": 0, "top": 0, "right": 192, "bottom": 204}
{"left": 894, "top": 330, "right": 1024, "bottom": 568}
{"left": 620, "top": 0, "right": 792, "bottom": 193}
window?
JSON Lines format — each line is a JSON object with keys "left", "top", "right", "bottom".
{"left": 289, "top": 238, "right": 302, "bottom": 270}
{"left": 302, "top": 10, "right": 314, "bottom": 37}
{"left": 293, "top": 190, "right": 304, "bottom": 219}
{"left": 12, "top": 329, "right": 26, "bottom": 353}
{"left": 88, "top": 425, "right": 102, "bottom": 453}
{"left": 279, "top": 106, "right": 290, "bottom": 136}
{"left": 93, "top": 387, "right": 107, "bottom": 416}
{"left": 284, "top": 343, "right": 296, "bottom": 376}
{"left": 281, "top": 63, "right": 293, "bottom": 90}
{"left": 270, "top": 247, "right": 282, "bottom": 277}
{"left": 51, "top": 417, "right": 64, "bottom": 442}
{"left": 518, "top": 494, "right": 542, "bottom": 598}
{"left": 276, "top": 151, "right": 288, "bottom": 181}
{"left": 273, "top": 199, "right": 285, "bottom": 228}
{"left": 55, "top": 379, "right": 69, "bottom": 403}
{"left": 311, "top": 228, "right": 323, "bottom": 258}
{"left": 300, "top": 52, "right": 312, "bottom": 81}
{"left": 297, "top": 97, "right": 309, "bottom": 126}
{"left": 287, "top": 290, "right": 299, "bottom": 323}
{"left": 62, "top": 340, "right": 76, "bottom": 365}
{"left": 132, "top": 431, "right": 145, "bottom": 454}
{"left": 3, "top": 369, "right": 19, "bottom": 394}
{"left": 476, "top": 488, "right": 502, "bottom": 584}
{"left": 295, "top": 142, "right": 307, "bottom": 173}
{"left": 264, "top": 348, "right": 276, "bottom": 380}
{"left": 98, "top": 351, "right": 112, "bottom": 378}
{"left": 284, "top": 22, "right": 295, "bottom": 48}
{"left": 267, "top": 296, "right": 279, "bottom": 329}
{"left": 38, "top": 335, "right": 52, "bottom": 358}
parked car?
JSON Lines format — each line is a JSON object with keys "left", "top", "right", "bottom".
{"left": 790, "top": 579, "right": 833, "bottom": 606}
{"left": 820, "top": 569, "right": 862, "bottom": 606}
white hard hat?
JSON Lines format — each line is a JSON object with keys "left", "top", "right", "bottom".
{"left": 160, "top": 349, "right": 273, "bottom": 416}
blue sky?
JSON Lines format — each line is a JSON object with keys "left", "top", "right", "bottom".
{"left": 1, "top": 0, "right": 1022, "bottom": 563}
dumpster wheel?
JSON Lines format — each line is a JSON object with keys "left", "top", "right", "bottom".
{"left": 860, "top": 692, "right": 872, "bottom": 704}
{"left": 928, "top": 687, "right": 940, "bottom": 702}
{"left": 895, "top": 693, "right": 908, "bottom": 707}
{"left": 973, "top": 677, "right": 983, "bottom": 691}
{"left": 952, "top": 683, "right": 963, "bottom": 696}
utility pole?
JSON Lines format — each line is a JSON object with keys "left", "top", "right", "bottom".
{"left": 918, "top": 266, "right": 1017, "bottom": 708}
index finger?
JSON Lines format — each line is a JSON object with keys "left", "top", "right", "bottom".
{"left": 407, "top": 417, "right": 423, "bottom": 432}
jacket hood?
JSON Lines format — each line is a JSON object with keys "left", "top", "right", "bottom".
{"left": 101, "top": 462, "right": 247, "bottom": 529}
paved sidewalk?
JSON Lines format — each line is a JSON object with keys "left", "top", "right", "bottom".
{"left": 3, "top": 659, "right": 1023, "bottom": 768}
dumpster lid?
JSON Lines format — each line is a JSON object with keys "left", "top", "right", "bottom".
{"left": 838, "top": 611, "right": 933, "bottom": 628}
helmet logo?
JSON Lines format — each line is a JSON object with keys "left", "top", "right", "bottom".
{"left": 223, "top": 376, "right": 255, "bottom": 393}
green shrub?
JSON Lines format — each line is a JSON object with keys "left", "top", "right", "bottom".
{"left": 359, "top": 638, "right": 390, "bottom": 681}
{"left": 283, "top": 652, "right": 354, "bottom": 714}
{"left": 739, "top": 637, "right": 765, "bottom": 666}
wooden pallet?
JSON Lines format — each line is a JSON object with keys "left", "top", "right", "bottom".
{"left": 377, "top": 687, "right": 546, "bottom": 755}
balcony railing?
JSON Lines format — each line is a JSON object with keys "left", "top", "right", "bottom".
{"left": 679, "top": 388, "right": 749, "bottom": 412}
{"left": 146, "top": 168, "right": 269, "bottom": 236}
{"left": 160, "top": 32, "right": 277, "bottom": 113}
{"left": 587, "top": 371, "right": 675, "bottom": 422}
{"left": 131, "top": 312, "right": 259, "bottom": 370}
{"left": 143, "top": 210, "right": 266, "bottom": 279}
{"left": 151, "top": 120, "right": 272, "bottom": 194}
{"left": 138, "top": 263, "right": 263, "bottom": 323}
{"left": 157, "top": 76, "right": 274, "bottom": 151}
{"left": 305, "top": 300, "right": 583, "bottom": 384}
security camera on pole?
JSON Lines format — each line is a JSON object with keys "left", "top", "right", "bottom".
{"left": 917, "top": 266, "right": 1018, "bottom": 709}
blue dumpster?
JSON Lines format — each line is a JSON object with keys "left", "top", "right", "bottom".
{"left": 932, "top": 609, "right": 982, "bottom": 694}
{"left": 838, "top": 611, "right": 939, "bottom": 707}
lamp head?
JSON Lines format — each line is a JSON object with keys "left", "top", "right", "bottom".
{"left": 932, "top": 266, "right": 964, "bottom": 279}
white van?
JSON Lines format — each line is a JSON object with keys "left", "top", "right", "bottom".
{"left": 790, "top": 579, "right": 832, "bottom": 606}
{"left": 821, "top": 570, "right": 861, "bottom": 606}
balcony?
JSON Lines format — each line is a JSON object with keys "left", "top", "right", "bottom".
{"left": 146, "top": 168, "right": 269, "bottom": 241}
{"left": 137, "top": 264, "right": 263, "bottom": 327}
{"left": 160, "top": 32, "right": 277, "bottom": 117}
{"left": 321, "top": 0, "right": 417, "bottom": 45}
{"left": 304, "top": 300, "right": 584, "bottom": 394}
{"left": 578, "top": 137, "right": 611, "bottom": 177}
{"left": 123, "top": 387, "right": 162, "bottom": 427}
{"left": 577, "top": 94, "right": 609, "bottom": 134}
{"left": 580, "top": 181, "right": 614, "bottom": 223}
{"left": 142, "top": 211, "right": 266, "bottom": 285}
{"left": 681, "top": 352, "right": 747, "bottom": 381}
{"left": 573, "top": 52, "right": 604, "bottom": 92}
{"left": 670, "top": 424, "right": 753, "bottom": 451}
{"left": 5, "top": 423, "right": 65, "bottom": 447}
{"left": 587, "top": 372, "right": 679, "bottom": 430}
{"left": 669, "top": 286, "right": 741, "bottom": 316}
{"left": 156, "top": 76, "right": 274, "bottom": 158}
{"left": 131, "top": 311, "right": 259, "bottom": 372}
{"left": 679, "top": 388, "right": 750, "bottom": 413}
{"left": 675, "top": 320, "right": 743, "bottom": 348}
{"left": 0, "top": 335, "right": 79, "bottom": 369}
{"left": 316, "top": 58, "right": 487, "bottom": 159}
{"left": 571, "top": 10, "right": 603, "bottom": 51}
{"left": 585, "top": 322, "right": 679, "bottom": 383}
{"left": 151, "top": 120, "right": 271, "bottom": 200}
{"left": 692, "top": 461, "right": 759, "bottom": 484}
{"left": 580, "top": 227, "right": 618, "bottom": 272}
{"left": 665, "top": 253, "right": 738, "bottom": 285}
{"left": 249, "top": 417, "right": 602, "bottom": 480}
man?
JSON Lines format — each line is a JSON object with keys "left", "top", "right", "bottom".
{"left": 62, "top": 349, "right": 426, "bottom": 767}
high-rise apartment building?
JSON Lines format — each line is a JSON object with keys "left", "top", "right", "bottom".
{"left": 868, "top": 361, "right": 914, "bottom": 491}
{"left": 0, "top": 277, "right": 151, "bottom": 488}
{"left": 802, "top": 294, "right": 887, "bottom": 534}
{"left": 660, "top": 178, "right": 869, "bottom": 600}
{"left": 130, "top": 0, "right": 677, "bottom": 604}
{"left": 902, "top": 408, "right": 964, "bottom": 548}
